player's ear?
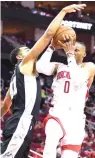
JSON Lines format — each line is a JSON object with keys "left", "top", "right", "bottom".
{"left": 83, "top": 52, "right": 86, "bottom": 57}
{"left": 16, "top": 55, "right": 23, "bottom": 60}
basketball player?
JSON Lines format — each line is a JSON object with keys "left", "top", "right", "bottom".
{"left": 36, "top": 37, "right": 95, "bottom": 158}
{"left": 1, "top": 4, "right": 86, "bottom": 158}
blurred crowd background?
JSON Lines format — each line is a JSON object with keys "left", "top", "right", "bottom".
{"left": 1, "top": 1, "right": 95, "bottom": 158}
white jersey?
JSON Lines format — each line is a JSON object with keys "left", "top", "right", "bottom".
{"left": 49, "top": 63, "right": 89, "bottom": 120}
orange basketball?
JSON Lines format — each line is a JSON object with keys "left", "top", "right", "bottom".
{"left": 53, "top": 25, "right": 76, "bottom": 47}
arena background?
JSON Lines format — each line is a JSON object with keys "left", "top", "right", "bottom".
{"left": 1, "top": 1, "right": 95, "bottom": 158}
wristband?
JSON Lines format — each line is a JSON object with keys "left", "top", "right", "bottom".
{"left": 49, "top": 45, "right": 55, "bottom": 51}
{"left": 66, "top": 51, "right": 75, "bottom": 56}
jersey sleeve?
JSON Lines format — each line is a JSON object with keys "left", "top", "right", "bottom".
{"left": 36, "top": 46, "right": 56, "bottom": 76}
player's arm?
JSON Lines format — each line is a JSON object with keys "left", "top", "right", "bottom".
{"left": 21, "top": 4, "right": 86, "bottom": 65}
{"left": 36, "top": 33, "right": 78, "bottom": 75}
{"left": 36, "top": 45, "right": 58, "bottom": 75}
{"left": 87, "top": 62, "right": 95, "bottom": 88}
{"left": 90, "top": 62, "right": 95, "bottom": 76}
{"left": 0, "top": 89, "right": 12, "bottom": 118}
{"left": 57, "top": 35, "right": 77, "bottom": 66}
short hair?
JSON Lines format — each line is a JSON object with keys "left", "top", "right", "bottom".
{"left": 76, "top": 41, "right": 86, "bottom": 50}
{"left": 10, "top": 45, "right": 26, "bottom": 65}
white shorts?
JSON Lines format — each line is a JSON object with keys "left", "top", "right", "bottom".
{"left": 44, "top": 114, "right": 85, "bottom": 152}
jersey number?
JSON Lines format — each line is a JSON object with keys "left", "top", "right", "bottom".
{"left": 64, "top": 81, "right": 70, "bottom": 93}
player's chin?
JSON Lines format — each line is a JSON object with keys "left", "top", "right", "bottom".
{"left": 75, "top": 55, "right": 78, "bottom": 60}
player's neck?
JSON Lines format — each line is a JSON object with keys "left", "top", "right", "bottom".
{"left": 77, "top": 62, "right": 82, "bottom": 65}
{"left": 77, "top": 58, "right": 83, "bottom": 65}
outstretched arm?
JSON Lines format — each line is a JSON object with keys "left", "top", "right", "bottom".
{"left": 21, "top": 4, "right": 86, "bottom": 65}
{"left": 0, "top": 89, "right": 12, "bottom": 118}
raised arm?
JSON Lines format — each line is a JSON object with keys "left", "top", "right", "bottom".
{"left": 36, "top": 45, "right": 58, "bottom": 75}
{"left": 36, "top": 34, "right": 77, "bottom": 75}
{"left": 21, "top": 4, "right": 86, "bottom": 65}
{"left": 0, "top": 89, "right": 12, "bottom": 118}
{"left": 57, "top": 35, "right": 77, "bottom": 66}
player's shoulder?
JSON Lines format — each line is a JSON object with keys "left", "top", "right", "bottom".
{"left": 84, "top": 62, "right": 95, "bottom": 76}
{"left": 57, "top": 63, "right": 67, "bottom": 68}
{"left": 84, "top": 62, "right": 95, "bottom": 69}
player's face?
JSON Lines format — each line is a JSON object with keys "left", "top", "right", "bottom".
{"left": 74, "top": 43, "right": 86, "bottom": 63}
{"left": 19, "top": 47, "right": 30, "bottom": 59}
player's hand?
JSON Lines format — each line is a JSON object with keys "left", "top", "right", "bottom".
{"left": 50, "top": 38, "right": 62, "bottom": 49}
{"left": 57, "top": 35, "right": 75, "bottom": 55}
{"left": 63, "top": 4, "right": 86, "bottom": 13}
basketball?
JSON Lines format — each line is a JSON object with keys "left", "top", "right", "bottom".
{"left": 53, "top": 25, "right": 76, "bottom": 47}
